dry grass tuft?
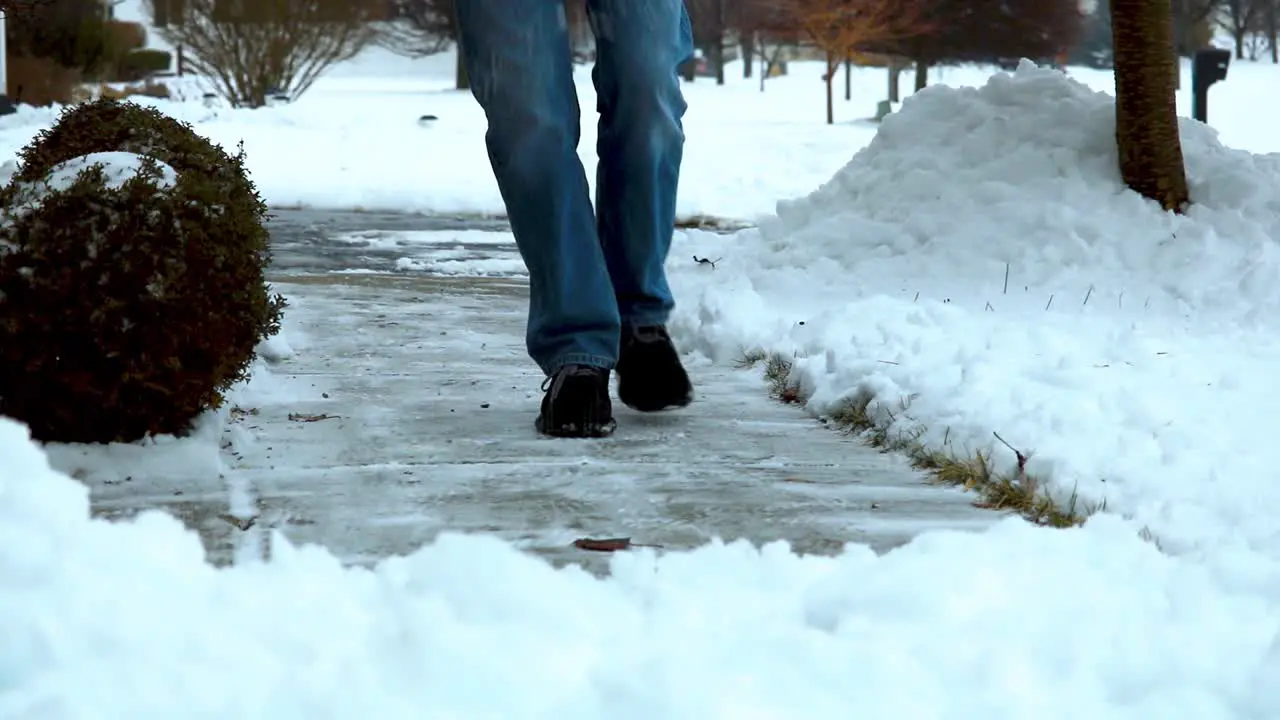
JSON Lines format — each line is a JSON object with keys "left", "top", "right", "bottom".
{"left": 743, "top": 350, "right": 1095, "bottom": 528}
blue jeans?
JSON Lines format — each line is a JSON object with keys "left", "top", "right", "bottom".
{"left": 455, "top": 0, "right": 693, "bottom": 375}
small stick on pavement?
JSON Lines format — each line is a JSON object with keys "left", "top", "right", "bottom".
{"left": 573, "top": 537, "right": 663, "bottom": 552}
{"left": 288, "top": 412, "right": 340, "bottom": 422}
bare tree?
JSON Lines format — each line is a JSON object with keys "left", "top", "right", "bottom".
{"left": 871, "top": 0, "right": 1082, "bottom": 92}
{"left": 782, "top": 0, "right": 933, "bottom": 124}
{"left": 377, "top": 0, "right": 453, "bottom": 59}
{"left": 686, "top": 0, "right": 730, "bottom": 84}
{"left": 1232, "top": 0, "right": 1279, "bottom": 61}
{"left": 1172, "top": 0, "right": 1222, "bottom": 54}
{"left": 376, "top": 0, "right": 462, "bottom": 87}
{"left": 1112, "top": 0, "right": 1188, "bottom": 212}
{"left": 0, "top": 0, "right": 58, "bottom": 10}
{"left": 1265, "top": 0, "right": 1280, "bottom": 61}
{"left": 377, "top": 0, "right": 591, "bottom": 91}
{"left": 1168, "top": 0, "right": 1221, "bottom": 87}
{"left": 733, "top": 0, "right": 802, "bottom": 90}
{"left": 146, "top": 0, "right": 380, "bottom": 108}
{"left": 1220, "top": 0, "right": 1261, "bottom": 57}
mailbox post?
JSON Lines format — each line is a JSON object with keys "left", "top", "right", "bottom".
{"left": 1192, "top": 48, "right": 1231, "bottom": 124}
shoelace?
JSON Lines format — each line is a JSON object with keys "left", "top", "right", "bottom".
{"left": 541, "top": 364, "right": 595, "bottom": 392}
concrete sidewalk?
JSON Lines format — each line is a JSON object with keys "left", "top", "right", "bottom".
{"left": 193, "top": 272, "right": 998, "bottom": 572}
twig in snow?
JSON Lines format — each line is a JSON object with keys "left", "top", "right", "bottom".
{"left": 1003, "top": 263, "right": 1010, "bottom": 295}
{"left": 992, "top": 431, "right": 1033, "bottom": 491}
{"left": 1144, "top": 296, "right": 1151, "bottom": 310}
{"left": 913, "top": 291, "right": 920, "bottom": 302}
{"left": 1082, "top": 285, "right": 1093, "bottom": 306}
{"left": 693, "top": 256, "right": 722, "bottom": 269}
{"left": 1045, "top": 294, "right": 1054, "bottom": 310}
{"left": 1118, "top": 291, "right": 1124, "bottom": 309}
{"left": 943, "top": 426, "right": 951, "bottom": 445}
{"left": 985, "top": 301, "right": 994, "bottom": 312}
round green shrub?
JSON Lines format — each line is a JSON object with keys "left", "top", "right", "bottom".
{"left": 0, "top": 99, "right": 284, "bottom": 443}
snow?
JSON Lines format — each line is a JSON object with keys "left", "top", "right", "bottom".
{"left": 668, "top": 62, "right": 1280, "bottom": 559}
{"left": 40, "top": 151, "right": 179, "bottom": 192}
{"left": 6, "top": 31, "right": 1280, "bottom": 718}
{"left": 4, "top": 416, "right": 1280, "bottom": 717}
{"left": 3, "top": 152, "right": 177, "bottom": 216}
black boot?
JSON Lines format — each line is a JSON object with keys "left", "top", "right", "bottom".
{"left": 616, "top": 324, "right": 693, "bottom": 412}
{"left": 535, "top": 364, "right": 617, "bottom": 438}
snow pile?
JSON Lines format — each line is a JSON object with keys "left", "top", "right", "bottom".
{"left": 671, "top": 61, "right": 1280, "bottom": 556}
{"left": 4, "top": 411, "right": 1280, "bottom": 717}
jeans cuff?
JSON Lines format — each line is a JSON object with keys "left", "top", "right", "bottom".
{"left": 621, "top": 313, "right": 670, "bottom": 329}
{"left": 545, "top": 353, "right": 616, "bottom": 375}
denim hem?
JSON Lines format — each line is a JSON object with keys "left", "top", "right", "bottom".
{"left": 544, "top": 353, "right": 616, "bottom": 376}
{"left": 621, "top": 313, "right": 671, "bottom": 329}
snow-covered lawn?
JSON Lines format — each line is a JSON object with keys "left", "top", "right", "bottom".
{"left": 8, "top": 37, "right": 1280, "bottom": 718}
{"left": 1, "top": 43, "right": 1277, "bottom": 223}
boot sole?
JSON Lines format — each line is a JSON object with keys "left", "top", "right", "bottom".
{"left": 535, "top": 415, "right": 617, "bottom": 438}
{"left": 618, "top": 391, "right": 693, "bottom": 413}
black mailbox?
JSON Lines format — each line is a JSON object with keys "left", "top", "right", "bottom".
{"left": 1192, "top": 48, "right": 1231, "bottom": 123}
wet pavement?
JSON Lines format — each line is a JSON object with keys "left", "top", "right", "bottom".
{"left": 266, "top": 208, "right": 515, "bottom": 274}
{"left": 77, "top": 210, "right": 999, "bottom": 573}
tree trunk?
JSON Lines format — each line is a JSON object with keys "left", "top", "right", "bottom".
{"left": 913, "top": 59, "right": 928, "bottom": 91}
{"left": 824, "top": 52, "right": 835, "bottom": 124}
{"left": 887, "top": 58, "right": 902, "bottom": 102}
{"left": 1233, "top": 29, "right": 1245, "bottom": 58}
{"left": 742, "top": 36, "right": 754, "bottom": 78}
{"left": 1267, "top": 0, "right": 1279, "bottom": 62}
{"left": 455, "top": 47, "right": 469, "bottom": 90}
{"left": 714, "top": 0, "right": 726, "bottom": 85}
{"left": 1111, "top": 0, "right": 1189, "bottom": 212}
{"left": 714, "top": 35, "right": 725, "bottom": 85}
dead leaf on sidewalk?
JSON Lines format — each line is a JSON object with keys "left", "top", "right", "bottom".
{"left": 572, "top": 537, "right": 664, "bottom": 552}
{"left": 288, "top": 413, "right": 340, "bottom": 422}
{"left": 218, "top": 513, "right": 257, "bottom": 531}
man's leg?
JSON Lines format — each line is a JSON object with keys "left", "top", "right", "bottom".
{"left": 456, "top": 0, "right": 618, "bottom": 436}
{"left": 587, "top": 0, "right": 695, "bottom": 412}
